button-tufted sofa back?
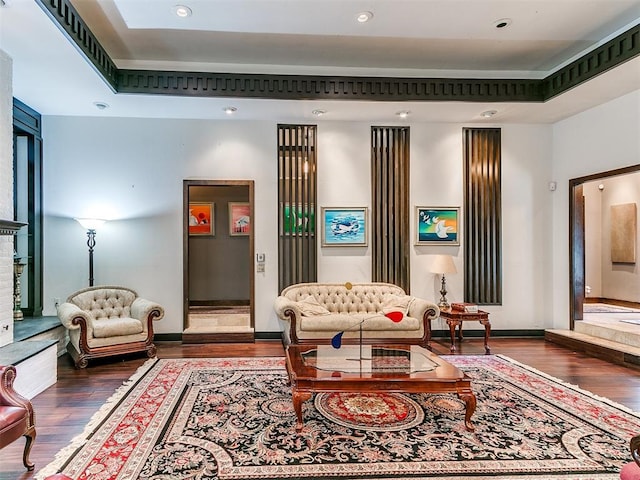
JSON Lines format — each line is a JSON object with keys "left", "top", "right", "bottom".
{"left": 280, "top": 282, "right": 406, "bottom": 314}
{"left": 67, "top": 286, "right": 137, "bottom": 320}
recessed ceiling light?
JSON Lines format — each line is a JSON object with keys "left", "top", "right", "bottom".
{"left": 223, "top": 106, "right": 237, "bottom": 115}
{"left": 480, "top": 110, "right": 497, "bottom": 118}
{"left": 312, "top": 109, "right": 326, "bottom": 117}
{"left": 396, "top": 110, "right": 410, "bottom": 119}
{"left": 93, "top": 101, "right": 109, "bottom": 110}
{"left": 173, "top": 5, "right": 192, "bottom": 17}
{"left": 356, "top": 11, "right": 373, "bottom": 23}
{"left": 493, "top": 18, "right": 512, "bottom": 29}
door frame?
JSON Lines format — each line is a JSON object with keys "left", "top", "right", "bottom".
{"left": 183, "top": 179, "right": 255, "bottom": 336}
{"left": 569, "top": 164, "right": 640, "bottom": 329}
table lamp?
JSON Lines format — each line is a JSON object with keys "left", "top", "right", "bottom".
{"left": 429, "top": 254, "right": 457, "bottom": 309}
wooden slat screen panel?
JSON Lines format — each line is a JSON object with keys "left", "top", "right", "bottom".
{"left": 463, "top": 128, "right": 502, "bottom": 304}
{"left": 371, "top": 126, "right": 410, "bottom": 292}
{"left": 278, "top": 125, "right": 317, "bottom": 291}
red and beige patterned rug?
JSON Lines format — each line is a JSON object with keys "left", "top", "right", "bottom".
{"left": 37, "top": 355, "right": 639, "bottom": 480}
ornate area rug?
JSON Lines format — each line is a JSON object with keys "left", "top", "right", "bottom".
{"left": 37, "top": 355, "right": 639, "bottom": 480}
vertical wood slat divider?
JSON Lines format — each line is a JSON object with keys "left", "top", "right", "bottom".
{"left": 371, "top": 126, "right": 410, "bottom": 292}
{"left": 278, "top": 125, "right": 317, "bottom": 292}
{"left": 463, "top": 128, "right": 502, "bottom": 304}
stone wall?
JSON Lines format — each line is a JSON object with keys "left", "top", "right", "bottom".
{"left": 0, "top": 49, "right": 14, "bottom": 347}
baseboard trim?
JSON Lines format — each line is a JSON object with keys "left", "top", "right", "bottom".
{"left": 155, "top": 330, "right": 543, "bottom": 343}
{"left": 584, "top": 298, "right": 640, "bottom": 309}
{"left": 431, "top": 329, "right": 545, "bottom": 338}
{"left": 182, "top": 332, "right": 255, "bottom": 344}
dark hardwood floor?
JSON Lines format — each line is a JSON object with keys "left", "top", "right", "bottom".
{"left": 2, "top": 337, "right": 639, "bottom": 479}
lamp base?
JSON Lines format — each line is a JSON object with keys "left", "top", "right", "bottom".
{"left": 438, "top": 300, "right": 450, "bottom": 310}
{"left": 438, "top": 274, "right": 450, "bottom": 310}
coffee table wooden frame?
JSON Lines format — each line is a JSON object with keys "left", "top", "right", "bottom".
{"left": 284, "top": 344, "right": 476, "bottom": 432}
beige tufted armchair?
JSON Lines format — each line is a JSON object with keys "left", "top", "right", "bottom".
{"left": 57, "top": 286, "right": 164, "bottom": 368}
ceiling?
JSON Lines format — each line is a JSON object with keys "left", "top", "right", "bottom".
{"left": 1, "top": 0, "right": 639, "bottom": 123}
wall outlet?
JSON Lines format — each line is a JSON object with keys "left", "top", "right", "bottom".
{"left": 54, "top": 297, "right": 60, "bottom": 308}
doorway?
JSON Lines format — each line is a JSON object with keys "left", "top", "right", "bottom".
{"left": 183, "top": 180, "right": 255, "bottom": 343}
{"left": 569, "top": 165, "right": 640, "bottom": 329}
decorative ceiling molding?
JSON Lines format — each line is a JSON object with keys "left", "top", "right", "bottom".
{"left": 36, "top": 0, "right": 639, "bottom": 103}
{"left": 117, "top": 71, "right": 544, "bottom": 102}
{"left": 543, "top": 24, "right": 640, "bottom": 100}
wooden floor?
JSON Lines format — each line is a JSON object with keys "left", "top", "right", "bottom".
{"left": 2, "top": 337, "right": 640, "bottom": 480}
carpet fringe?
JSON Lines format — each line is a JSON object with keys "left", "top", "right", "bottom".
{"left": 35, "top": 357, "right": 159, "bottom": 480}
{"left": 495, "top": 353, "right": 640, "bottom": 416}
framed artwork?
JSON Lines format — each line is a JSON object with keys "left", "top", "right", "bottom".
{"left": 188, "top": 202, "right": 214, "bottom": 236}
{"left": 282, "top": 203, "right": 315, "bottom": 235}
{"left": 229, "top": 202, "right": 251, "bottom": 236}
{"left": 610, "top": 203, "right": 637, "bottom": 263}
{"left": 415, "top": 206, "right": 460, "bottom": 245}
{"left": 321, "top": 207, "right": 367, "bottom": 246}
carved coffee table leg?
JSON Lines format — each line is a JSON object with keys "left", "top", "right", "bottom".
{"left": 292, "top": 390, "right": 312, "bottom": 432}
{"left": 457, "top": 388, "right": 476, "bottom": 431}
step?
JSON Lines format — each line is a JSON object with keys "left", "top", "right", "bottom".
{"left": 545, "top": 329, "right": 640, "bottom": 368}
{"left": 183, "top": 324, "right": 254, "bottom": 334}
{"left": 188, "top": 312, "right": 251, "bottom": 329}
{"left": 575, "top": 318, "right": 640, "bottom": 349}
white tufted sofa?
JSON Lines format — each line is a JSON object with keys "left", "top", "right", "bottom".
{"left": 274, "top": 282, "right": 439, "bottom": 347}
{"left": 57, "top": 286, "right": 164, "bottom": 368}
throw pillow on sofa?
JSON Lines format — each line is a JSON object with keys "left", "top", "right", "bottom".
{"left": 298, "top": 296, "right": 331, "bottom": 316}
{"left": 381, "top": 295, "right": 414, "bottom": 318}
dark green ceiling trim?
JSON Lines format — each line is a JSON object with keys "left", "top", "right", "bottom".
{"left": 543, "top": 23, "right": 640, "bottom": 100}
{"left": 36, "top": 0, "right": 118, "bottom": 91}
{"left": 36, "top": 0, "right": 639, "bottom": 103}
{"left": 117, "top": 70, "right": 544, "bottom": 102}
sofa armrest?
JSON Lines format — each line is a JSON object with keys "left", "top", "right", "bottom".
{"left": 131, "top": 298, "right": 165, "bottom": 333}
{"left": 409, "top": 297, "right": 439, "bottom": 322}
{"left": 274, "top": 296, "right": 304, "bottom": 345}
{"left": 408, "top": 297, "right": 440, "bottom": 330}
{"left": 274, "top": 296, "right": 302, "bottom": 321}
{"left": 0, "top": 365, "right": 33, "bottom": 423}
{"left": 57, "top": 302, "right": 94, "bottom": 337}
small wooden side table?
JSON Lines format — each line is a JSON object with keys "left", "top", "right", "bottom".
{"left": 439, "top": 308, "right": 491, "bottom": 354}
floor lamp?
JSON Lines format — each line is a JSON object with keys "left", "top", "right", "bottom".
{"left": 75, "top": 218, "right": 106, "bottom": 286}
{"left": 429, "top": 254, "right": 457, "bottom": 309}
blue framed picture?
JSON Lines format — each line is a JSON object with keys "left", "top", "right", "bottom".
{"left": 415, "top": 206, "right": 460, "bottom": 245}
{"left": 321, "top": 207, "right": 367, "bottom": 246}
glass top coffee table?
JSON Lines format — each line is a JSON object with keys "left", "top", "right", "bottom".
{"left": 284, "top": 344, "right": 476, "bottom": 432}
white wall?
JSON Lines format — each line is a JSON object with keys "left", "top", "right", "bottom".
{"left": 599, "top": 173, "right": 640, "bottom": 301}
{"left": 42, "top": 116, "right": 556, "bottom": 335}
{"left": 0, "top": 49, "right": 14, "bottom": 347}
{"left": 584, "top": 182, "right": 603, "bottom": 297}
{"left": 551, "top": 90, "right": 640, "bottom": 328}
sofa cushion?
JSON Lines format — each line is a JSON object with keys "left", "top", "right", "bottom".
{"left": 298, "top": 296, "right": 331, "bottom": 316}
{"left": 300, "top": 313, "right": 420, "bottom": 332}
{"left": 92, "top": 317, "right": 144, "bottom": 338}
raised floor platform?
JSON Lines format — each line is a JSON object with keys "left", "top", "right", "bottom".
{"left": 546, "top": 308, "right": 640, "bottom": 369}
{"left": 0, "top": 317, "right": 65, "bottom": 398}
